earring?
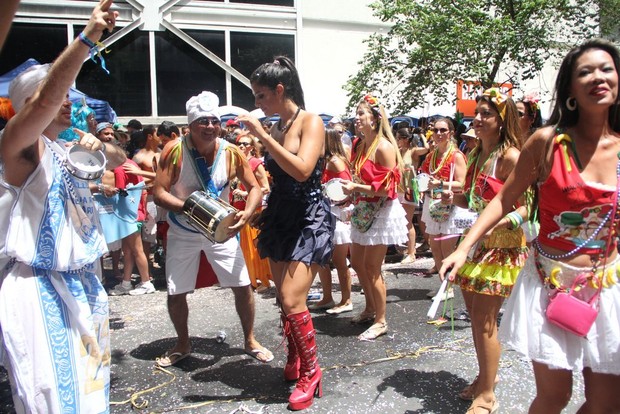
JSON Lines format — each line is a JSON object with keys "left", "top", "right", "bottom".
{"left": 566, "top": 97, "right": 577, "bottom": 111}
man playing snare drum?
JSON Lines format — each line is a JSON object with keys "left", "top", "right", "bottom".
{"left": 152, "top": 91, "right": 273, "bottom": 367}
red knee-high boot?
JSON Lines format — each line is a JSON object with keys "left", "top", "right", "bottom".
{"left": 287, "top": 310, "right": 323, "bottom": 411}
{"left": 282, "top": 313, "right": 300, "bottom": 381}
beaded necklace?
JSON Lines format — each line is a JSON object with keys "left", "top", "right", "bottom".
{"left": 467, "top": 145, "right": 500, "bottom": 203}
{"left": 428, "top": 143, "right": 454, "bottom": 176}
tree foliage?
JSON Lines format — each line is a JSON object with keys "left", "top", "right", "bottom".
{"left": 345, "top": 0, "right": 601, "bottom": 114}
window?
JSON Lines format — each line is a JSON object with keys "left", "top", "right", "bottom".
{"left": 155, "top": 29, "right": 226, "bottom": 116}
{"left": 76, "top": 28, "right": 151, "bottom": 116}
{"left": 230, "top": 31, "right": 295, "bottom": 110}
{"left": 0, "top": 23, "right": 67, "bottom": 74}
{"left": 229, "top": 0, "right": 294, "bottom": 6}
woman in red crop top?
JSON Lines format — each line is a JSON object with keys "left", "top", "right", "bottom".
{"left": 442, "top": 40, "right": 620, "bottom": 413}
{"left": 340, "top": 94, "right": 409, "bottom": 341}
{"left": 440, "top": 89, "right": 527, "bottom": 413}
{"left": 311, "top": 127, "right": 353, "bottom": 315}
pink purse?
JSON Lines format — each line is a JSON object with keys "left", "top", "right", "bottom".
{"left": 545, "top": 273, "right": 601, "bottom": 337}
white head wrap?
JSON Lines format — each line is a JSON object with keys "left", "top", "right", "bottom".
{"left": 186, "top": 91, "right": 220, "bottom": 125}
{"left": 9, "top": 64, "right": 51, "bottom": 113}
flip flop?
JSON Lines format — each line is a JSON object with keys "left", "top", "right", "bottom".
{"left": 244, "top": 347, "right": 274, "bottom": 363}
{"left": 156, "top": 350, "right": 191, "bottom": 367}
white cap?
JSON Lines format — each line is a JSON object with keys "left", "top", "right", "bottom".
{"left": 328, "top": 116, "right": 342, "bottom": 126}
{"left": 9, "top": 64, "right": 51, "bottom": 113}
{"left": 186, "top": 91, "right": 220, "bottom": 125}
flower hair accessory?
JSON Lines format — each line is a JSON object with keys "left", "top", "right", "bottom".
{"left": 522, "top": 90, "right": 540, "bottom": 111}
{"left": 483, "top": 87, "right": 508, "bottom": 120}
{"left": 363, "top": 94, "right": 381, "bottom": 109}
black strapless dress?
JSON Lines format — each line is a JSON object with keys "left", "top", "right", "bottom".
{"left": 256, "top": 153, "right": 335, "bottom": 266}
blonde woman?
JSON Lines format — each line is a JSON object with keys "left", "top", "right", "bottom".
{"left": 341, "top": 94, "right": 408, "bottom": 340}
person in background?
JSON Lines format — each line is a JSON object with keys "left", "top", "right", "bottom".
{"left": 459, "top": 127, "right": 478, "bottom": 157}
{"left": 440, "top": 88, "right": 526, "bottom": 413}
{"left": 311, "top": 127, "right": 354, "bottom": 315}
{"left": 237, "top": 56, "right": 334, "bottom": 411}
{"left": 126, "top": 118, "right": 142, "bottom": 135}
{"left": 157, "top": 120, "right": 181, "bottom": 148}
{"left": 516, "top": 91, "right": 543, "bottom": 145}
{"left": 444, "top": 39, "right": 620, "bottom": 414}
{"left": 229, "top": 132, "right": 272, "bottom": 291}
{"left": 0, "top": 1, "right": 126, "bottom": 411}
{"left": 341, "top": 94, "right": 408, "bottom": 341}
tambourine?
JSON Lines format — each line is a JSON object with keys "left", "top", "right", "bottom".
{"left": 323, "top": 179, "right": 348, "bottom": 203}
{"left": 64, "top": 145, "right": 107, "bottom": 180}
{"left": 415, "top": 173, "right": 431, "bottom": 193}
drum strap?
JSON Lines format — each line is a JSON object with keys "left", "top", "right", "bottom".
{"left": 184, "top": 138, "right": 224, "bottom": 197}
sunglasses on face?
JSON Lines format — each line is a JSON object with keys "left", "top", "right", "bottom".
{"left": 196, "top": 117, "right": 221, "bottom": 126}
{"left": 432, "top": 127, "right": 449, "bottom": 134}
{"left": 518, "top": 111, "right": 526, "bottom": 118}
{"left": 237, "top": 142, "right": 252, "bottom": 147}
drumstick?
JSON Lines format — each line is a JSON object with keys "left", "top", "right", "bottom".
{"left": 427, "top": 278, "right": 449, "bottom": 319}
{"left": 448, "top": 163, "right": 455, "bottom": 191}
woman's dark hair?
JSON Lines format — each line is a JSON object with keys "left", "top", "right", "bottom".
{"left": 517, "top": 100, "right": 543, "bottom": 133}
{"left": 547, "top": 38, "right": 620, "bottom": 131}
{"left": 396, "top": 127, "right": 412, "bottom": 142}
{"left": 325, "top": 127, "right": 350, "bottom": 167}
{"left": 250, "top": 56, "right": 306, "bottom": 109}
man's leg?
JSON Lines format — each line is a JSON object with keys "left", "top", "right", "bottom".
{"left": 167, "top": 293, "right": 191, "bottom": 353}
{"left": 231, "top": 285, "right": 273, "bottom": 362}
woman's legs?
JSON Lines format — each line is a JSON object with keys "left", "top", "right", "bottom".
{"left": 578, "top": 368, "right": 620, "bottom": 413}
{"left": 468, "top": 292, "right": 504, "bottom": 407}
{"left": 350, "top": 243, "right": 376, "bottom": 316}
{"left": 332, "top": 243, "right": 352, "bottom": 307}
{"left": 402, "top": 203, "right": 416, "bottom": 260}
{"left": 529, "top": 361, "right": 572, "bottom": 414}
{"left": 312, "top": 266, "right": 334, "bottom": 306}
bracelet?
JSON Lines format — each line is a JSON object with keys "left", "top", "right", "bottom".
{"left": 97, "top": 183, "right": 105, "bottom": 194}
{"left": 505, "top": 211, "right": 524, "bottom": 230}
{"left": 101, "top": 142, "right": 107, "bottom": 153}
{"left": 77, "top": 32, "right": 110, "bottom": 74}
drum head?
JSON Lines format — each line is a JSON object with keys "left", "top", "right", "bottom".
{"left": 66, "top": 145, "right": 106, "bottom": 180}
{"left": 416, "top": 173, "right": 431, "bottom": 192}
{"left": 213, "top": 211, "right": 237, "bottom": 243}
{"left": 324, "top": 179, "right": 347, "bottom": 202}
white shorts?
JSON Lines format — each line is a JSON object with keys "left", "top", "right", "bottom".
{"left": 141, "top": 197, "right": 159, "bottom": 244}
{"left": 165, "top": 222, "right": 250, "bottom": 295}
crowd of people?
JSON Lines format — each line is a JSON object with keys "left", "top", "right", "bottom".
{"left": 1, "top": 1, "right": 620, "bottom": 413}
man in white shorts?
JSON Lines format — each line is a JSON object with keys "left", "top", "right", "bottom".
{"left": 153, "top": 91, "right": 273, "bottom": 367}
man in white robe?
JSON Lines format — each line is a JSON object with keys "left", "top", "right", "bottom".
{"left": 0, "top": 1, "right": 126, "bottom": 412}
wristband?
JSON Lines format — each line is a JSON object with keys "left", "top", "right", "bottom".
{"left": 77, "top": 32, "right": 110, "bottom": 74}
{"left": 505, "top": 211, "right": 524, "bottom": 230}
{"left": 97, "top": 183, "right": 105, "bottom": 194}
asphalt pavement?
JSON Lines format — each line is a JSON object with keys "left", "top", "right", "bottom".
{"left": 0, "top": 250, "right": 586, "bottom": 413}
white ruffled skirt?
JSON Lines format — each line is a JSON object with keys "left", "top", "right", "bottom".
{"left": 421, "top": 196, "right": 477, "bottom": 236}
{"left": 499, "top": 255, "right": 620, "bottom": 374}
{"left": 350, "top": 198, "right": 408, "bottom": 246}
{"left": 331, "top": 204, "right": 352, "bottom": 245}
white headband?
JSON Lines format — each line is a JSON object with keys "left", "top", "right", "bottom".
{"left": 186, "top": 91, "right": 220, "bottom": 125}
{"left": 9, "top": 64, "right": 51, "bottom": 113}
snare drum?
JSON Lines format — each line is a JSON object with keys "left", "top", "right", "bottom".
{"left": 415, "top": 173, "right": 431, "bottom": 193}
{"left": 65, "top": 145, "right": 107, "bottom": 180}
{"left": 183, "top": 191, "right": 238, "bottom": 243}
{"left": 323, "top": 179, "right": 348, "bottom": 203}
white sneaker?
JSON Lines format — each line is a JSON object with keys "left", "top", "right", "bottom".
{"left": 432, "top": 287, "right": 454, "bottom": 301}
{"left": 109, "top": 282, "right": 133, "bottom": 296}
{"left": 129, "top": 281, "right": 156, "bottom": 296}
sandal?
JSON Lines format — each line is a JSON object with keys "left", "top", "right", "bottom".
{"left": 358, "top": 322, "right": 388, "bottom": 341}
{"left": 350, "top": 311, "right": 375, "bottom": 324}
{"left": 459, "top": 376, "right": 499, "bottom": 401}
{"left": 466, "top": 399, "right": 499, "bottom": 414}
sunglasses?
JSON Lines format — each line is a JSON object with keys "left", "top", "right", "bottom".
{"left": 196, "top": 117, "right": 221, "bottom": 126}
{"left": 518, "top": 111, "right": 525, "bottom": 118}
{"left": 432, "top": 127, "right": 449, "bottom": 134}
{"left": 237, "top": 142, "right": 252, "bottom": 147}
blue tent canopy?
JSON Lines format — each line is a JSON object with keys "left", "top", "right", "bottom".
{"left": 0, "top": 59, "right": 117, "bottom": 123}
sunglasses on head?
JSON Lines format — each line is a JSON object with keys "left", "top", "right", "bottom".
{"left": 432, "top": 127, "right": 449, "bottom": 134}
{"left": 196, "top": 117, "right": 221, "bottom": 126}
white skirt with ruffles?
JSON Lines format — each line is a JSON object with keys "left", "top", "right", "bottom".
{"left": 350, "top": 198, "right": 408, "bottom": 246}
{"left": 499, "top": 255, "right": 620, "bottom": 374}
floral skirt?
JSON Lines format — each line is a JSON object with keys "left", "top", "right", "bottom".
{"left": 453, "top": 227, "right": 528, "bottom": 297}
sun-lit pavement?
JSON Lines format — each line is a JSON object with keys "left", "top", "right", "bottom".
{"left": 0, "top": 250, "right": 585, "bottom": 413}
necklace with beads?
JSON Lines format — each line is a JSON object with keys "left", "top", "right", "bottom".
{"left": 277, "top": 107, "right": 301, "bottom": 134}
{"left": 429, "top": 143, "right": 454, "bottom": 176}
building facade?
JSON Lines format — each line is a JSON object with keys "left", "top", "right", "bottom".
{"left": 1, "top": 0, "right": 389, "bottom": 124}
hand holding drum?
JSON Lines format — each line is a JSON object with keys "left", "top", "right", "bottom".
{"left": 64, "top": 129, "right": 107, "bottom": 180}
{"left": 323, "top": 178, "right": 349, "bottom": 203}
